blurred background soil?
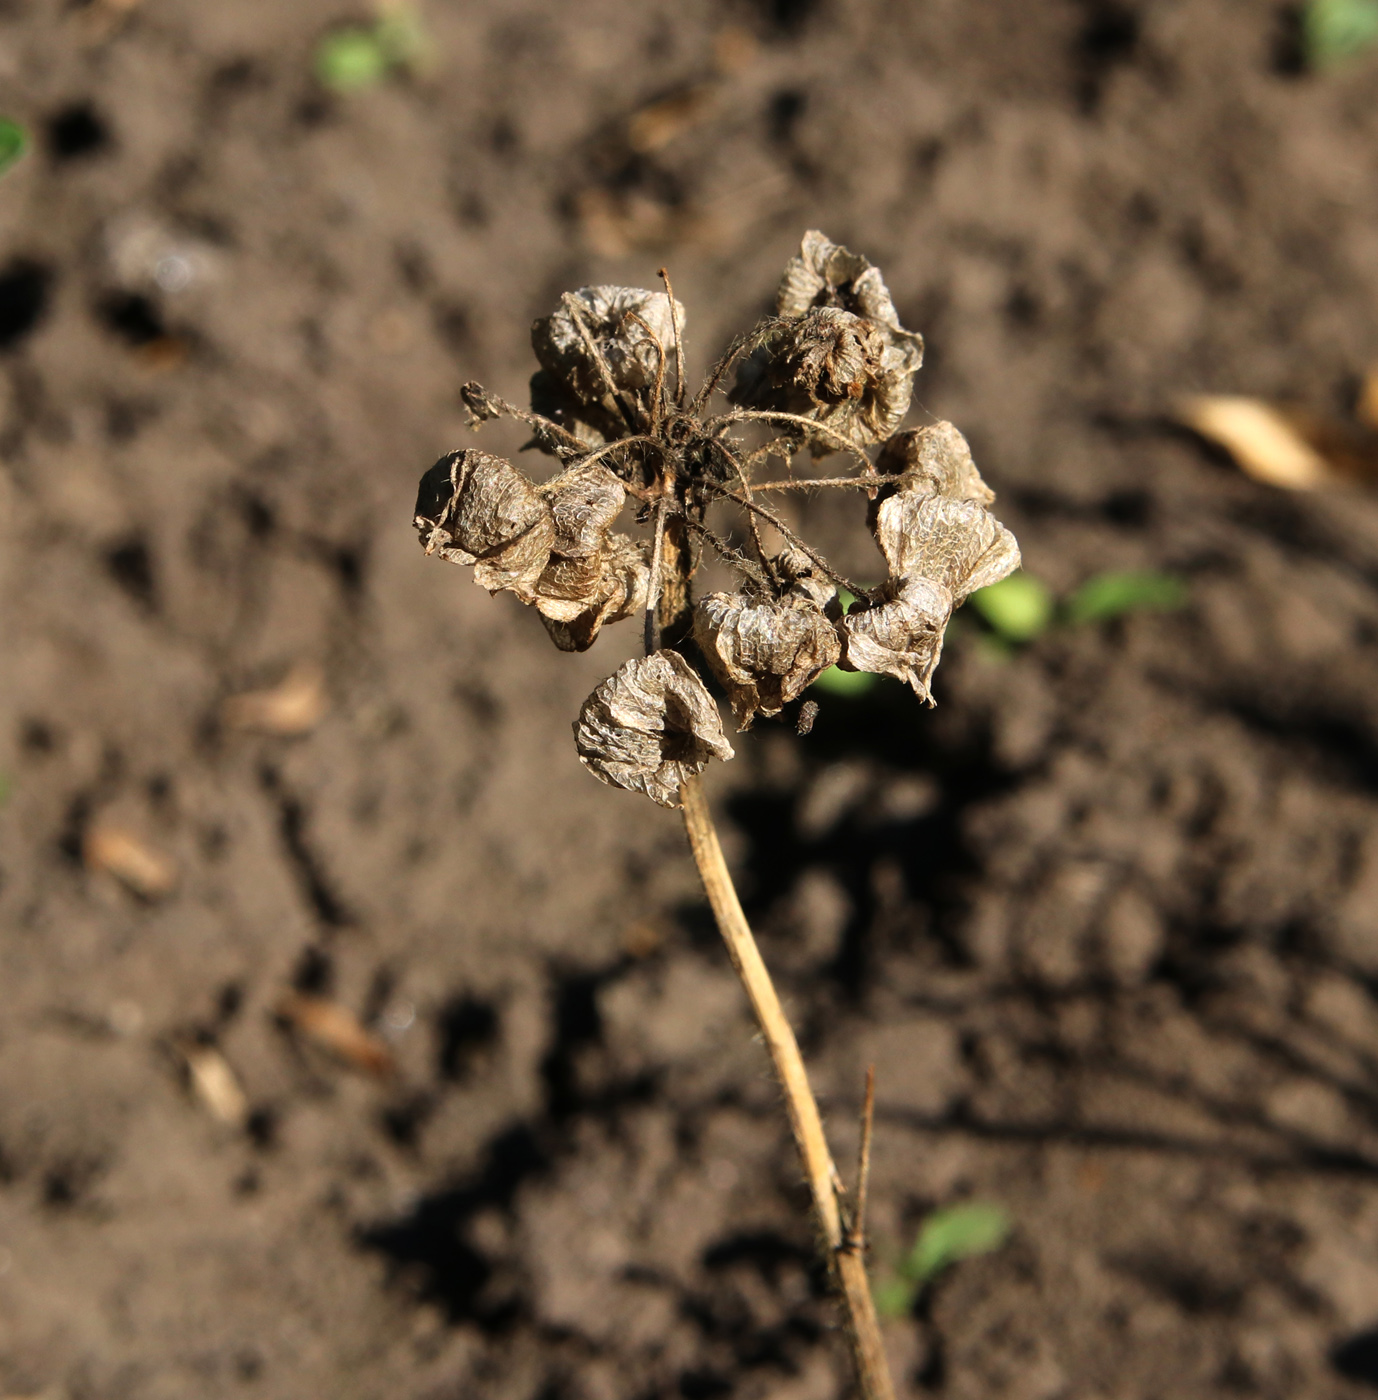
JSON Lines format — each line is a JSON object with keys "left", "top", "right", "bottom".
{"left": 6, "top": 1, "right": 1378, "bottom": 1397}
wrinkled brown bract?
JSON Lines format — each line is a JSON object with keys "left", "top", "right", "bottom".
{"left": 532, "top": 285, "right": 685, "bottom": 404}
{"left": 732, "top": 232, "right": 924, "bottom": 451}
{"left": 841, "top": 575, "right": 952, "bottom": 705}
{"left": 414, "top": 448, "right": 554, "bottom": 596}
{"left": 695, "top": 591, "right": 841, "bottom": 727}
{"left": 877, "top": 420, "right": 996, "bottom": 506}
{"left": 574, "top": 651, "right": 734, "bottom": 808}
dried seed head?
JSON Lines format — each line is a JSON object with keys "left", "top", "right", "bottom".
{"left": 840, "top": 575, "right": 952, "bottom": 705}
{"left": 877, "top": 421, "right": 996, "bottom": 507}
{"left": 414, "top": 449, "right": 554, "bottom": 596}
{"left": 844, "top": 423, "right": 1020, "bottom": 701}
{"left": 775, "top": 546, "right": 840, "bottom": 616}
{"left": 777, "top": 230, "right": 923, "bottom": 376}
{"left": 693, "top": 585, "right": 842, "bottom": 728}
{"left": 574, "top": 649, "right": 735, "bottom": 807}
{"left": 532, "top": 285, "right": 685, "bottom": 405}
{"left": 541, "top": 462, "right": 626, "bottom": 560}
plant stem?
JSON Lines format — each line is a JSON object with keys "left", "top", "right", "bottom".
{"left": 678, "top": 774, "right": 895, "bottom": 1400}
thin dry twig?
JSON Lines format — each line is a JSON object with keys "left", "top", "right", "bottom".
{"left": 846, "top": 1064, "right": 876, "bottom": 1253}
{"left": 658, "top": 267, "right": 687, "bottom": 409}
{"left": 679, "top": 777, "right": 895, "bottom": 1400}
{"left": 716, "top": 487, "right": 866, "bottom": 597}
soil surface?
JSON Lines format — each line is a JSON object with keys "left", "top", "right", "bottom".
{"left": 6, "top": 2, "right": 1378, "bottom": 1397}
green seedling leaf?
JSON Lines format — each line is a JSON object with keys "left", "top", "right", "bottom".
{"left": 0, "top": 119, "right": 28, "bottom": 178}
{"left": 1064, "top": 570, "right": 1187, "bottom": 625}
{"left": 873, "top": 1274, "right": 918, "bottom": 1320}
{"left": 967, "top": 572, "right": 1053, "bottom": 643}
{"left": 375, "top": 6, "right": 426, "bottom": 64}
{"left": 811, "top": 665, "right": 878, "bottom": 698}
{"left": 1305, "top": 0, "right": 1378, "bottom": 66}
{"left": 903, "top": 1202, "right": 1011, "bottom": 1285}
{"left": 315, "top": 28, "right": 391, "bottom": 92}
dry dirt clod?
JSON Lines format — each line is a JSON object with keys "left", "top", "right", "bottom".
{"left": 574, "top": 650, "right": 734, "bottom": 808}
{"left": 277, "top": 993, "right": 396, "bottom": 1078}
{"left": 83, "top": 824, "right": 177, "bottom": 899}
{"left": 221, "top": 662, "right": 328, "bottom": 736}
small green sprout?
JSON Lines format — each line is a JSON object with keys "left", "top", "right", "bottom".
{"left": 810, "top": 588, "right": 879, "bottom": 696}
{"left": 874, "top": 1202, "right": 1012, "bottom": 1318}
{"left": 0, "top": 119, "right": 28, "bottom": 178}
{"left": 1304, "top": 0, "right": 1378, "bottom": 66}
{"left": 812, "top": 665, "right": 878, "bottom": 697}
{"left": 968, "top": 572, "right": 1054, "bottom": 643}
{"left": 314, "top": 6, "right": 427, "bottom": 93}
{"left": 1064, "top": 569, "right": 1187, "bottom": 625}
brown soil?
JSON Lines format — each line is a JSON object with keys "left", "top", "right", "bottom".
{"left": 5, "top": 2, "right": 1378, "bottom": 1397}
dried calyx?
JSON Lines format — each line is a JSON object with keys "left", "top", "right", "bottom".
{"left": 731, "top": 231, "right": 925, "bottom": 452}
{"left": 414, "top": 232, "right": 1019, "bottom": 805}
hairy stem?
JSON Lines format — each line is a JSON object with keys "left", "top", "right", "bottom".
{"left": 678, "top": 775, "right": 895, "bottom": 1400}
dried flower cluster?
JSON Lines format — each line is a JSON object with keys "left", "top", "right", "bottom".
{"left": 415, "top": 231, "right": 1020, "bottom": 807}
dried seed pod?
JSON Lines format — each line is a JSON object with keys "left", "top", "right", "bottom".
{"left": 694, "top": 588, "right": 842, "bottom": 727}
{"left": 776, "top": 230, "right": 923, "bottom": 376}
{"left": 540, "top": 533, "right": 650, "bottom": 652}
{"left": 734, "top": 307, "right": 915, "bottom": 449}
{"left": 527, "top": 463, "right": 648, "bottom": 650}
{"left": 574, "top": 649, "right": 734, "bottom": 807}
{"left": 775, "top": 546, "right": 841, "bottom": 616}
{"left": 414, "top": 449, "right": 554, "bottom": 596}
{"left": 542, "top": 462, "right": 626, "bottom": 560}
{"left": 840, "top": 575, "right": 953, "bottom": 705}
{"left": 876, "top": 421, "right": 995, "bottom": 506}
{"left": 532, "top": 286, "right": 685, "bottom": 405}
{"left": 874, "top": 491, "right": 1020, "bottom": 606}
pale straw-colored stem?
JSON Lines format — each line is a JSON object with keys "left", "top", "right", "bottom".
{"left": 679, "top": 775, "right": 895, "bottom": 1400}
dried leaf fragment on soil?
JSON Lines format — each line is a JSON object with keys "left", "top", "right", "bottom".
{"left": 574, "top": 650, "right": 734, "bottom": 807}
{"left": 221, "top": 662, "right": 328, "bottom": 735}
{"left": 174, "top": 1038, "right": 249, "bottom": 1128}
{"left": 277, "top": 993, "right": 395, "bottom": 1077}
{"left": 83, "top": 824, "right": 176, "bottom": 899}
{"left": 1177, "top": 395, "right": 1335, "bottom": 489}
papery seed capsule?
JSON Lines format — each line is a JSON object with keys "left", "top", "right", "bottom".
{"left": 876, "top": 421, "right": 995, "bottom": 506}
{"left": 873, "top": 493, "right": 1020, "bottom": 607}
{"left": 693, "top": 589, "right": 841, "bottom": 728}
{"left": 840, "top": 576, "right": 953, "bottom": 705}
{"left": 540, "top": 533, "right": 649, "bottom": 653}
{"left": 574, "top": 650, "right": 734, "bottom": 808}
{"left": 532, "top": 286, "right": 685, "bottom": 406}
{"left": 776, "top": 230, "right": 923, "bottom": 377}
{"left": 414, "top": 448, "right": 554, "bottom": 597}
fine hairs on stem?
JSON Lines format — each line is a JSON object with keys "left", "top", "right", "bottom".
{"left": 413, "top": 231, "right": 1023, "bottom": 1398}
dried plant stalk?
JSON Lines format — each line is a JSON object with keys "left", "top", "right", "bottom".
{"left": 680, "top": 776, "right": 895, "bottom": 1400}
{"left": 414, "top": 231, "right": 1024, "bottom": 1400}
